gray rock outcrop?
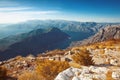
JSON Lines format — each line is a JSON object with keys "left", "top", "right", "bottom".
{"left": 71, "top": 25, "right": 120, "bottom": 46}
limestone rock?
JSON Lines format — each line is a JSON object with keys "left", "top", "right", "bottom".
{"left": 112, "top": 71, "right": 120, "bottom": 79}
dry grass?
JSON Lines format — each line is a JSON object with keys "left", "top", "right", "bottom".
{"left": 69, "top": 62, "right": 81, "bottom": 68}
{"left": 18, "top": 71, "right": 45, "bottom": 80}
{"left": 106, "top": 71, "right": 113, "bottom": 80}
{"left": 18, "top": 60, "right": 70, "bottom": 80}
{"left": 36, "top": 60, "right": 70, "bottom": 80}
{"left": 71, "top": 50, "right": 93, "bottom": 66}
{"left": 0, "top": 66, "right": 7, "bottom": 80}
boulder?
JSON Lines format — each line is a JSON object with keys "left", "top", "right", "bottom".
{"left": 72, "top": 76, "right": 80, "bottom": 80}
{"left": 110, "top": 59, "right": 119, "bottom": 66}
{"left": 55, "top": 73, "right": 70, "bottom": 80}
{"left": 112, "top": 71, "right": 120, "bottom": 79}
{"left": 89, "top": 66, "right": 108, "bottom": 74}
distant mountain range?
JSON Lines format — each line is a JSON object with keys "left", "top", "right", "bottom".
{"left": 71, "top": 25, "right": 120, "bottom": 46}
{"left": 0, "top": 20, "right": 120, "bottom": 60}
{"left": 0, "top": 27, "right": 69, "bottom": 60}
{"left": 0, "top": 20, "right": 118, "bottom": 49}
{"left": 0, "top": 20, "right": 119, "bottom": 39}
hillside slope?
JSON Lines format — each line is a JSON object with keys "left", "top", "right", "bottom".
{"left": 1, "top": 39, "right": 120, "bottom": 80}
{"left": 0, "top": 27, "right": 69, "bottom": 60}
{"left": 71, "top": 25, "right": 120, "bottom": 46}
{"left": 0, "top": 29, "right": 45, "bottom": 51}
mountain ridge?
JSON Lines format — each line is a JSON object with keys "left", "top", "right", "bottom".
{"left": 0, "top": 27, "right": 69, "bottom": 60}
{"left": 1, "top": 20, "right": 118, "bottom": 39}
{"left": 70, "top": 25, "right": 120, "bottom": 47}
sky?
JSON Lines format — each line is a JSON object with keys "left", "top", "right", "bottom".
{"left": 0, "top": 0, "right": 120, "bottom": 23}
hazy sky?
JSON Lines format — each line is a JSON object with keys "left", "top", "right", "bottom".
{"left": 0, "top": 0, "right": 120, "bottom": 23}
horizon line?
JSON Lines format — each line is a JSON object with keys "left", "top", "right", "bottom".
{"left": 1, "top": 19, "right": 120, "bottom": 24}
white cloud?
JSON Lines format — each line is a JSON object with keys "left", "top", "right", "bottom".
{"left": 0, "top": 6, "right": 119, "bottom": 23}
{"left": 0, "top": 0, "right": 61, "bottom": 24}
{"left": 0, "top": 7, "right": 31, "bottom": 12}
{"left": 12, "top": 11, "right": 60, "bottom": 14}
{"left": 0, "top": 10, "right": 61, "bottom": 23}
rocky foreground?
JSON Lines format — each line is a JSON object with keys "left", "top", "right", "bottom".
{"left": 1, "top": 39, "right": 120, "bottom": 80}
{"left": 55, "top": 40, "right": 120, "bottom": 80}
{"left": 0, "top": 55, "right": 36, "bottom": 78}
{"left": 55, "top": 66, "right": 120, "bottom": 80}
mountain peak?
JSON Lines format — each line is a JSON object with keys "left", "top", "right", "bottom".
{"left": 48, "top": 27, "right": 61, "bottom": 32}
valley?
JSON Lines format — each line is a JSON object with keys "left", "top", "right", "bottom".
{"left": 0, "top": 20, "right": 119, "bottom": 61}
